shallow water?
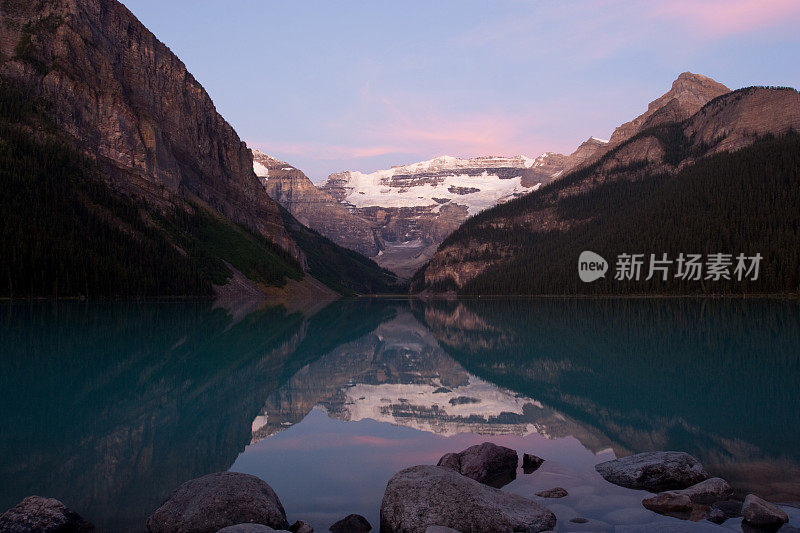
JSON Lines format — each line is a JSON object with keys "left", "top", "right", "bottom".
{"left": 1, "top": 298, "right": 798, "bottom": 531}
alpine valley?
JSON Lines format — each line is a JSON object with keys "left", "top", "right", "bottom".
{"left": 1, "top": 0, "right": 798, "bottom": 299}
{"left": 254, "top": 144, "right": 611, "bottom": 278}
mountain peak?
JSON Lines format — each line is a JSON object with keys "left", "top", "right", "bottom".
{"left": 658, "top": 71, "right": 731, "bottom": 110}
{"left": 607, "top": 72, "right": 730, "bottom": 147}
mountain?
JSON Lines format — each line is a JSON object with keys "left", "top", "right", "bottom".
{"left": 0, "top": 0, "right": 397, "bottom": 297}
{"left": 0, "top": 0, "right": 295, "bottom": 254}
{"left": 413, "top": 76, "right": 800, "bottom": 295}
{"left": 252, "top": 150, "right": 380, "bottom": 257}
{"left": 281, "top": 73, "right": 725, "bottom": 279}
{"left": 607, "top": 72, "right": 730, "bottom": 148}
{"left": 316, "top": 154, "right": 562, "bottom": 277}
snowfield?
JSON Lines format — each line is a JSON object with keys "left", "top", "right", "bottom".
{"left": 331, "top": 155, "right": 546, "bottom": 215}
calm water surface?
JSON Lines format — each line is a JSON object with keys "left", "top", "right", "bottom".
{"left": 1, "top": 298, "right": 799, "bottom": 531}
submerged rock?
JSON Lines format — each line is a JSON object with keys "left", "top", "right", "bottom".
{"left": 705, "top": 507, "right": 727, "bottom": 524}
{"left": 523, "top": 453, "right": 545, "bottom": 474}
{"left": 670, "top": 477, "right": 733, "bottom": 504}
{"left": 380, "top": 465, "right": 556, "bottom": 533}
{"left": 0, "top": 496, "right": 93, "bottom": 533}
{"left": 741, "top": 494, "right": 788, "bottom": 528}
{"left": 436, "top": 442, "right": 518, "bottom": 488}
{"left": 709, "top": 500, "right": 742, "bottom": 518}
{"left": 290, "top": 520, "right": 314, "bottom": 533}
{"left": 146, "top": 472, "right": 289, "bottom": 533}
{"left": 569, "top": 517, "right": 589, "bottom": 524}
{"left": 641, "top": 492, "right": 693, "bottom": 513}
{"left": 642, "top": 477, "right": 734, "bottom": 515}
{"left": 424, "top": 527, "right": 461, "bottom": 533}
{"left": 536, "top": 487, "right": 568, "bottom": 499}
{"left": 594, "top": 451, "right": 709, "bottom": 492}
{"left": 217, "top": 526, "right": 290, "bottom": 532}
{"left": 329, "top": 513, "right": 371, "bottom": 532}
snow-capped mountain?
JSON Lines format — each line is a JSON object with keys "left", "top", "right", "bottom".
{"left": 322, "top": 155, "right": 553, "bottom": 215}
{"left": 316, "top": 154, "right": 564, "bottom": 277}
{"left": 253, "top": 146, "right": 612, "bottom": 278}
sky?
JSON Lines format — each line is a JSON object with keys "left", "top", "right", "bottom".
{"left": 121, "top": 0, "right": 800, "bottom": 181}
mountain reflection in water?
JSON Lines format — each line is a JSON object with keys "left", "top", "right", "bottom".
{"left": 1, "top": 298, "right": 798, "bottom": 531}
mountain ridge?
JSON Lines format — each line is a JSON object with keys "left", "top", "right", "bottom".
{"left": 413, "top": 78, "right": 800, "bottom": 294}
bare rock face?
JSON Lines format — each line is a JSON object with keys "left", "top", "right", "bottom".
{"left": 146, "top": 472, "right": 290, "bottom": 533}
{"left": 380, "top": 465, "right": 557, "bottom": 533}
{"left": 741, "top": 494, "right": 789, "bottom": 529}
{"left": 253, "top": 151, "right": 380, "bottom": 257}
{"left": 0, "top": 496, "right": 93, "bottom": 533}
{"left": 595, "top": 451, "right": 709, "bottom": 492}
{"left": 684, "top": 87, "right": 800, "bottom": 156}
{"left": 0, "top": 0, "right": 297, "bottom": 257}
{"left": 436, "top": 442, "right": 518, "bottom": 488}
{"left": 608, "top": 72, "right": 730, "bottom": 148}
{"left": 560, "top": 137, "right": 610, "bottom": 173}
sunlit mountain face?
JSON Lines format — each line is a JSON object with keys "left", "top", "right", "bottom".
{"left": 2, "top": 298, "right": 799, "bottom": 530}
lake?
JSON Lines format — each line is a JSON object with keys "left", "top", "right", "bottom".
{"left": 1, "top": 298, "right": 799, "bottom": 531}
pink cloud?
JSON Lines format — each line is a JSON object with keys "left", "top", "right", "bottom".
{"left": 652, "top": 0, "right": 800, "bottom": 38}
{"left": 249, "top": 87, "right": 580, "bottom": 176}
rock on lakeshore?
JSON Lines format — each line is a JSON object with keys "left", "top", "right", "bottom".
{"left": 380, "top": 465, "right": 556, "bottom": 533}
{"left": 436, "top": 442, "right": 518, "bottom": 488}
{"left": 741, "top": 494, "right": 789, "bottom": 529}
{"left": 217, "top": 526, "right": 290, "bottom": 533}
{"left": 0, "top": 496, "right": 92, "bottom": 533}
{"left": 146, "top": 472, "right": 290, "bottom": 533}
{"left": 642, "top": 477, "right": 734, "bottom": 513}
{"left": 595, "top": 451, "right": 709, "bottom": 492}
{"left": 329, "top": 513, "right": 371, "bottom": 532}
{"left": 523, "top": 453, "right": 545, "bottom": 474}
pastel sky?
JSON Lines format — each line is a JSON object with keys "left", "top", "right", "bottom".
{"left": 122, "top": 0, "right": 800, "bottom": 181}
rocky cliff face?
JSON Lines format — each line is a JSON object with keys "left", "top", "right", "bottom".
{"left": 252, "top": 150, "right": 380, "bottom": 256}
{"left": 417, "top": 74, "right": 799, "bottom": 292}
{"left": 0, "top": 0, "right": 297, "bottom": 256}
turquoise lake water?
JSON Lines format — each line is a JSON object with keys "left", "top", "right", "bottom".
{"left": 1, "top": 298, "right": 798, "bottom": 531}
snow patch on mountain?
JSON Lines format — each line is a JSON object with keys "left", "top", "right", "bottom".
{"left": 331, "top": 154, "right": 549, "bottom": 215}
{"left": 253, "top": 160, "right": 269, "bottom": 178}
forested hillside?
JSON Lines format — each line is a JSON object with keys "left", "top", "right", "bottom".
{"left": 0, "top": 83, "right": 304, "bottom": 298}
{"left": 413, "top": 132, "right": 800, "bottom": 295}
